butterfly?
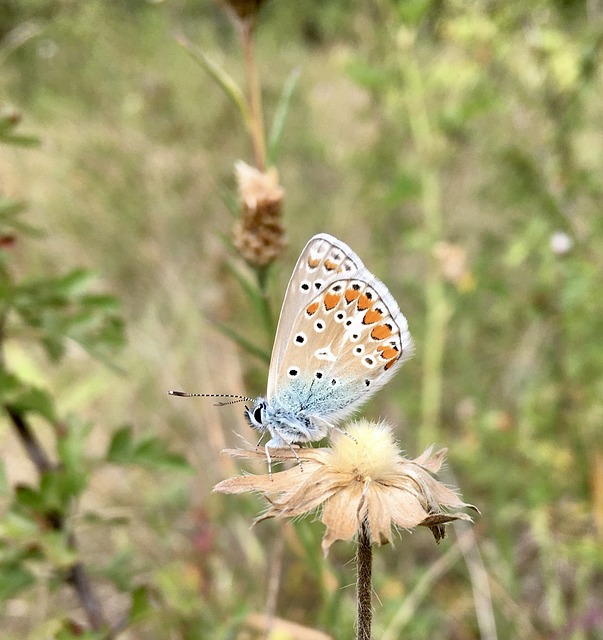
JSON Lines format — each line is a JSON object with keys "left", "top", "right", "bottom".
{"left": 171, "top": 233, "right": 413, "bottom": 466}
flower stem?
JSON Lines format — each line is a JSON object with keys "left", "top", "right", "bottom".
{"left": 240, "top": 18, "right": 267, "bottom": 171}
{"left": 356, "top": 518, "right": 373, "bottom": 640}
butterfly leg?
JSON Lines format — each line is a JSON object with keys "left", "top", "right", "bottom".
{"left": 264, "top": 443, "right": 274, "bottom": 480}
{"left": 285, "top": 442, "right": 303, "bottom": 472}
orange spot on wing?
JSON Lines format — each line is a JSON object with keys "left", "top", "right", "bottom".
{"left": 363, "top": 308, "right": 383, "bottom": 324}
{"left": 345, "top": 288, "right": 361, "bottom": 304}
{"left": 377, "top": 346, "right": 398, "bottom": 360}
{"left": 385, "top": 357, "right": 399, "bottom": 370}
{"left": 324, "top": 292, "right": 342, "bottom": 310}
{"left": 371, "top": 324, "right": 393, "bottom": 340}
{"left": 357, "top": 294, "right": 371, "bottom": 311}
{"left": 324, "top": 259, "right": 337, "bottom": 271}
{"left": 308, "top": 256, "right": 320, "bottom": 268}
{"left": 306, "top": 301, "right": 319, "bottom": 316}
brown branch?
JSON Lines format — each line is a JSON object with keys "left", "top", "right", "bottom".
{"left": 5, "top": 405, "right": 110, "bottom": 634}
{"left": 6, "top": 405, "right": 54, "bottom": 473}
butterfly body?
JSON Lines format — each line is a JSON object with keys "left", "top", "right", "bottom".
{"left": 245, "top": 233, "right": 413, "bottom": 450}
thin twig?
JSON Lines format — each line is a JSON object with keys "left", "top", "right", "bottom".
{"left": 381, "top": 537, "right": 464, "bottom": 640}
{"left": 264, "top": 523, "right": 286, "bottom": 639}
{"left": 5, "top": 405, "right": 109, "bottom": 634}
{"left": 356, "top": 518, "right": 373, "bottom": 640}
{"left": 6, "top": 405, "right": 54, "bottom": 473}
{"left": 454, "top": 520, "right": 498, "bottom": 640}
{"left": 65, "top": 533, "right": 108, "bottom": 632}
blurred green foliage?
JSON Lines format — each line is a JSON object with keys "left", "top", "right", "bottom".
{"left": 1, "top": 0, "right": 602, "bottom": 639}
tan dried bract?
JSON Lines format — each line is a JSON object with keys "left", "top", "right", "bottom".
{"left": 214, "top": 421, "right": 477, "bottom": 554}
{"left": 233, "top": 160, "right": 286, "bottom": 268}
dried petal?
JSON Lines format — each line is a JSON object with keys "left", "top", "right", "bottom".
{"left": 213, "top": 420, "right": 477, "bottom": 553}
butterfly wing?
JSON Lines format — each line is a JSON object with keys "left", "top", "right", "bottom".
{"left": 267, "top": 234, "right": 366, "bottom": 398}
{"left": 267, "top": 234, "right": 413, "bottom": 424}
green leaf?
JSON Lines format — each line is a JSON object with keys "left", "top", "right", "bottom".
{"left": 0, "top": 196, "right": 26, "bottom": 217}
{"left": 224, "top": 259, "right": 266, "bottom": 320}
{"left": 82, "top": 511, "right": 130, "bottom": 527}
{"left": 384, "top": 172, "right": 421, "bottom": 205}
{"left": 54, "top": 268, "right": 97, "bottom": 297}
{"left": 132, "top": 437, "right": 191, "bottom": 470}
{"left": 267, "top": 66, "right": 301, "bottom": 165}
{"left": 211, "top": 319, "right": 270, "bottom": 364}
{"left": 0, "top": 134, "right": 40, "bottom": 147}
{"left": 0, "top": 561, "right": 35, "bottom": 601}
{"left": 0, "top": 509, "right": 39, "bottom": 541}
{"left": 129, "top": 585, "right": 154, "bottom": 623}
{"left": 107, "top": 426, "right": 191, "bottom": 471}
{"left": 14, "top": 485, "right": 45, "bottom": 512}
{"left": 0, "top": 461, "right": 8, "bottom": 496}
{"left": 106, "top": 425, "right": 134, "bottom": 462}
{"left": 56, "top": 419, "right": 93, "bottom": 473}
{"left": 38, "top": 531, "right": 78, "bottom": 568}
{"left": 101, "top": 549, "right": 134, "bottom": 591}
{"left": 345, "top": 59, "right": 390, "bottom": 90}
{"left": 0, "top": 371, "right": 25, "bottom": 402}
{"left": 176, "top": 34, "right": 250, "bottom": 130}
{"left": 10, "top": 387, "right": 57, "bottom": 422}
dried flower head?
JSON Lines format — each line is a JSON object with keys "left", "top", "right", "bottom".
{"left": 433, "top": 241, "right": 474, "bottom": 292}
{"left": 233, "top": 160, "right": 286, "bottom": 268}
{"left": 218, "top": 0, "right": 266, "bottom": 22}
{"left": 214, "top": 420, "right": 476, "bottom": 554}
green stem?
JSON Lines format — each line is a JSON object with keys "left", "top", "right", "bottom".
{"left": 256, "top": 265, "right": 274, "bottom": 337}
{"left": 405, "top": 55, "right": 449, "bottom": 449}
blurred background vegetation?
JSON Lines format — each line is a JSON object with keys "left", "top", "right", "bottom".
{"left": 1, "top": 0, "right": 602, "bottom": 638}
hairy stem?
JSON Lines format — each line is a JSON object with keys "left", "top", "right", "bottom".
{"left": 357, "top": 518, "right": 373, "bottom": 640}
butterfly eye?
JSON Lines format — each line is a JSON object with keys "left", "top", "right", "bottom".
{"left": 253, "top": 405, "right": 263, "bottom": 424}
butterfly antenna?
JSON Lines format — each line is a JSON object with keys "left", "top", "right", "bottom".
{"left": 168, "top": 391, "right": 253, "bottom": 405}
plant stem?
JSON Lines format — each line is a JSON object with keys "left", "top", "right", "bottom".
{"left": 5, "top": 405, "right": 109, "bottom": 634}
{"left": 256, "top": 265, "right": 274, "bottom": 336}
{"left": 240, "top": 18, "right": 267, "bottom": 171}
{"left": 356, "top": 518, "right": 373, "bottom": 640}
{"left": 404, "top": 55, "right": 449, "bottom": 449}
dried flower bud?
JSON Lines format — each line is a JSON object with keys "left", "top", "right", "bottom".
{"left": 218, "top": 0, "right": 266, "bottom": 22}
{"left": 214, "top": 420, "right": 477, "bottom": 554}
{"left": 433, "top": 241, "right": 474, "bottom": 291}
{"left": 233, "top": 160, "right": 286, "bottom": 268}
